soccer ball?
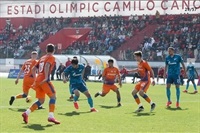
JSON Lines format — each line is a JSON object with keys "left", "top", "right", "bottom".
{"left": 26, "top": 96, "right": 32, "bottom": 103}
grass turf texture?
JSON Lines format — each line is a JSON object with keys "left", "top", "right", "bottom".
{"left": 0, "top": 78, "right": 199, "bottom": 133}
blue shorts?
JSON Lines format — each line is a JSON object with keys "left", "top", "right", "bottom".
{"left": 70, "top": 82, "right": 88, "bottom": 94}
{"left": 166, "top": 74, "right": 180, "bottom": 85}
{"left": 187, "top": 75, "right": 195, "bottom": 82}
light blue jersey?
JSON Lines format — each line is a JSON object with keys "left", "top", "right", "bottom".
{"left": 165, "top": 54, "right": 183, "bottom": 76}
{"left": 64, "top": 64, "right": 84, "bottom": 84}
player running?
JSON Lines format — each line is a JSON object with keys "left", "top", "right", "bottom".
{"left": 157, "top": 66, "right": 165, "bottom": 84}
{"left": 164, "top": 47, "right": 186, "bottom": 108}
{"left": 62, "top": 59, "right": 97, "bottom": 112}
{"left": 183, "top": 61, "right": 198, "bottom": 94}
{"left": 128, "top": 51, "right": 156, "bottom": 113}
{"left": 9, "top": 51, "right": 38, "bottom": 105}
{"left": 94, "top": 59, "right": 122, "bottom": 107}
{"left": 22, "top": 44, "right": 60, "bottom": 124}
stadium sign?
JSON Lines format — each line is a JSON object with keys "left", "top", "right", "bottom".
{"left": 1, "top": 0, "right": 199, "bottom": 18}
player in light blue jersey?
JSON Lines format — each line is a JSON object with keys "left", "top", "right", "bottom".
{"left": 62, "top": 59, "right": 97, "bottom": 112}
{"left": 164, "top": 47, "right": 186, "bottom": 108}
{"left": 183, "top": 61, "right": 198, "bottom": 94}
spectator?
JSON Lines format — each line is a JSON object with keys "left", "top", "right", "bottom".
{"left": 120, "top": 66, "right": 128, "bottom": 82}
{"left": 84, "top": 63, "right": 91, "bottom": 81}
{"left": 51, "top": 62, "right": 56, "bottom": 80}
{"left": 56, "top": 63, "right": 66, "bottom": 80}
{"left": 65, "top": 57, "right": 71, "bottom": 67}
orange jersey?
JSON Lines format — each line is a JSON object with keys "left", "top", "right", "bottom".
{"left": 137, "top": 60, "right": 152, "bottom": 81}
{"left": 102, "top": 67, "right": 120, "bottom": 84}
{"left": 35, "top": 54, "right": 55, "bottom": 82}
{"left": 21, "top": 59, "right": 37, "bottom": 78}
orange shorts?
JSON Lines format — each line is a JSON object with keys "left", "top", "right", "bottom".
{"left": 135, "top": 81, "right": 151, "bottom": 93}
{"left": 23, "top": 77, "right": 35, "bottom": 94}
{"left": 35, "top": 81, "right": 56, "bottom": 99}
{"left": 102, "top": 84, "right": 118, "bottom": 94}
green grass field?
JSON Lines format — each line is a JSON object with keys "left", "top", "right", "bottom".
{"left": 0, "top": 78, "right": 199, "bottom": 133}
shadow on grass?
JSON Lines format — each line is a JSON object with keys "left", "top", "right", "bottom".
{"left": 58, "top": 111, "right": 90, "bottom": 116}
{"left": 166, "top": 107, "right": 188, "bottom": 111}
{"left": 23, "top": 124, "right": 53, "bottom": 131}
{"left": 67, "top": 99, "right": 87, "bottom": 102}
{"left": 9, "top": 108, "right": 26, "bottom": 112}
{"left": 134, "top": 112, "right": 155, "bottom": 117}
{"left": 99, "top": 105, "right": 119, "bottom": 109}
{"left": 188, "top": 92, "right": 198, "bottom": 95}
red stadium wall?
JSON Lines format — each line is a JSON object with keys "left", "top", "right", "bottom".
{"left": 39, "top": 28, "right": 92, "bottom": 54}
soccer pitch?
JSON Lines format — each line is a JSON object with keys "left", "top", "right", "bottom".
{"left": 0, "top": 78, "right": 199, "bottom": 133}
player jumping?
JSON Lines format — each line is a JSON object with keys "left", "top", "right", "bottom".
{"left": 183, "top": 61, "right": 198, "bottom": 94}
{"left": 9, "top": 51, "right": 39, "bottom": 105}
{"left": 128, "top": 51, "right": 156, "bottom": 113}
{"left": 62, "top": 59, "right": 97, "bottom": 112}
{"left": 164, "top": 47, "right": 186, "bottom": 108}
{"left": 22, "top": 44, "right": 60, "bottom": 124}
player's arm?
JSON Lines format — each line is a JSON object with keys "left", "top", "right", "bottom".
{"left": 180, "top": 61, "right": 186, "bottom": 77}
{"left": 15, "top": 68, "right": 24, "bottom": 85}
{"left": 145, "top": 62, "right": 155, "bottom": 85}
{"left": 195, "top": 68, "right": 199, "bottom": 78}
{"left": 40, "top": 62, "right": 51, "bottom": 84}
{"left": 62, "top": 68, "right": 69, "bottom": 83}
{"left": 117, "top": 69, "right": 122, "bottom": 87}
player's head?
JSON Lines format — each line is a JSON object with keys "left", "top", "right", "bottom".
{"left": 108, "top": 59, "right": 114, "bottom": 67}
{"left": 134, "top": 51, "right": 142, "bottom": 61}
{"left": 168, "top": 47, "right": 175, "bottom": 56}
{"left": 73, "top": 56, "right": 78, "bottom": 60}
{"left": 31, "top": 51, "right": 38, "bottom": 59}
{"left": 71, "top": 59, "right": 79, "bottom": 68}
{"left": 46, "top": 43, "right": 55, "bottom": 54}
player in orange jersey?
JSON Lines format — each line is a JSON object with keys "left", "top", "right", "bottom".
{"left": 95, "top": 59, "right": 122, "bottom": 107}
{"left": 128, "top": 51, "right": 156, "bottom": 113}
{"left": 22, "top": 44, "right": 60, "bottom": 124}
{"left": 9, "top": 51, "right": 38, "bottom": 105}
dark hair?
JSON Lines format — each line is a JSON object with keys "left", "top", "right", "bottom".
{"left": 108, "top": 59, "right": 114, "bottom": 63}
{"left": 168, "top": 47, "right": 175, "bottom": 51}
{"left": 46, "top": 44, "right": 55, "bottom": 53}
{"left": 71, "top": 59, "right": 78, "bottom": 65}
{"left": 134, "top": 51, "right": 142, "bottom": 57}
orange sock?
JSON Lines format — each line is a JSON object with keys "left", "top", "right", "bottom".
{"left": 16, "top": 95, "right": 23, "bottom": 99}
{"left": 133, "top": 95, "right": 141, "bottom": 104}
{"left": 49, "top": 104, "right": 55, "bottom": 112}
{"left": 142, "top": 94, "right": 151, "bottom": 103}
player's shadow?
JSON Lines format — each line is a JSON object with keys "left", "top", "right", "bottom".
{"left": 188, "top": 92, "right": 198, "bottom": 95}
{"left": 166, "top": 107, "right": 188, "bottom": 111}
{"left": 58, "top": 111, "right": 90, "bottom": 116}
{"left": 134, "top": 112, "right": 155, "bottom": 117}
{"left": 99, "top": 105, "right": 119, "bottom": 109}
{"left": 23, "top": 124, "right": 53, "bottom": 131}
{"left": 8, "top": 108, "right": 26, "bottom": 112}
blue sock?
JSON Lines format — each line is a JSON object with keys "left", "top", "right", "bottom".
{"left": 186, "top": 83, "right": 189, "bottom": 90}
{"left": 176, "top": 88, "right": 180, "bottom": 102}
{"left": 87, "top": 97, "right": 93, "bottom": 108}
{"left": 74, "top": 95, "right": 79, "bottom": 102}
{"left": 166, "top": 88, "right": 171, "bottom": 102}
{"left": 193, "top": 84, "right": 197, "bottom": 91}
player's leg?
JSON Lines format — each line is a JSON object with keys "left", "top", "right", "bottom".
{"left": 111, "top": 85, "right": 121, "bottom": 106}
{"left": 68, "top": 84, "right": 74, "bottom": 100}
{"left": 166, "top": 75, "right": 173, "bottom": 107}
{"left": 43, "top": 82, "right": 60, "bottom": 124}
{"left": 83, "top": 90, "right": 98, "bottom": 112}
{"left": 174, "top": 75, "right": 181, "bottom": 108}
{"left": 138, "top": 81, "right": 156, "bottom": 112}
{"left": 94, "top": 84, "right": 110, "bottom": 97}
{"left": 22, "top": 84, "right": 45, "bottom": 124}
{"left": 191, "top": 79, "right": 198, "bottom": 94}
{"left": 132, "top": 83, "right": 144, "bottom": 112}
{"left": 184, "top": 79, "right": 190, "bottom": 93}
